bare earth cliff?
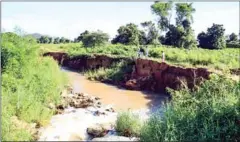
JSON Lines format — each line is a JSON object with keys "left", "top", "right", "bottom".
{"left": 43, "top": 52, "right": 211, "bottom": 93}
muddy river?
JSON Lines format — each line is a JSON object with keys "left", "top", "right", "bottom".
{"left": 61, "top": 67, "right": 168, "bottom": 112}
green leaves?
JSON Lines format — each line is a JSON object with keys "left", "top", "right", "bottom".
{"left": 151, "top": 2, "right": 173, "bottom": 31}
{"left": 140, "top": 75, "right": 240, "bottom": 141}
{"left": 112, "top": 23, "right": 141, "bottom": 46}
{"left": 198, "top": 24, "right": 226, "bottom": 49}
{"left": 151, "top": 2, "right": 197, "bottom": 49}
{"left": 1, "top": 33, "right": 67, "bottom": 140}
{"left": 81, "top": 30, "right": 109, "bottom": 47}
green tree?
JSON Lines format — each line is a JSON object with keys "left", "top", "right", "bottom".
{"left": 174, "top": 3, "right": 197, "bottom": 48}
{"left": 59, "top": 37, "right": 66, "bottom": 43}
{"left": 197, "top": 24, "right": 226, "bottom": 49}
{"left": 39, "top": 36, "right": 50, "bottom": 44}
{"left": 228, "top": 33, "right": 238, "bottom": 42}
{"left": 65, "top": 39, "right": 70, "bottom": 43}
{"left": 151, "top": 1, "right": 173, "bottom": 31}
{"left": 141, "top": 21, "right": 160, "bottom": 45}
{"left": 139, "top": 30, "right": 148, "bottom": 45}
{"left": 82, "top": 30, "right": 109, "bottom": 47}
{"left": 175, "top": 3, "right": 195, "bottom": 26}
{"left": 112, "top": 23, "right": 140, "bottom": 46}
{"left": 76, "top": 30, "right": 89, "bottom": 42}
{"left": 48, "top": 37, "right": 53, "bottom": 43}
{"left": 153, "top": 2, "right": 197, "bottom": 48}
{"left": 54, "top": 37, "right": 60, "bottom": 44}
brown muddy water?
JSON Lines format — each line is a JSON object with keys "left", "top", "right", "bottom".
{"left": 61, "top": 67, "right": 169, "bottom": 112}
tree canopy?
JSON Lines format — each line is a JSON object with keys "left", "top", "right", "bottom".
{"left": 81, "top": 30, "right": 109, "bottom": 47}
{"left": 197, "top": 24, "right": 226, "bottom": 49}
{"left": 111, "top": 23, "right": 141, "bottom": 46}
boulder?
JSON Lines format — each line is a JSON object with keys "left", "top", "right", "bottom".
{"left": 87, "top": 123, "right": 113, "bottom": 138}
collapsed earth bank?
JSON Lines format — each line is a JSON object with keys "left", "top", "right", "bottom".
{"left": 43, "top": 52, "right": 211, "bottom": 94}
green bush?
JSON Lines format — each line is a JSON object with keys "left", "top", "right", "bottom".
{"left": 116, "top": 111, "right": 143, "bottom": 137}
{"left": 84, "top": 60, "right": 133, "bottom": 83}
{"left": 1, "top": 32, "right": 67, "bottom": 141}
{"left": 140, "top": 74, "right": 240, "bottom": 141}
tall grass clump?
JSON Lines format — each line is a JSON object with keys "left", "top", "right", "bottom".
{"left": 140, "top": 74, "right": 240, "bottom": 141}
{"left": 116, "top": 111, "right": 143, "bottom": 137}
{"left": 149, "top": 46, "right": 239, "bottom": 70}
{"left": 84, "top": 60, "right": 133, "bottom": 83}
{"left": 1, "top": 32, "right": 67, "bottom": 141}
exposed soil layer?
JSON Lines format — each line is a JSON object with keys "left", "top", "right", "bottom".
{"left": 43, "top": 52, "right": 211, "bottom": 93}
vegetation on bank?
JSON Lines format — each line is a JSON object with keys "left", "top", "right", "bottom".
{"left": 84, "top": 60, "right": 133, "bottom": 83}
{"left": 116, "top": 111, "right": 143, "bottom": 137}
{"left": 2, "top": 1, "right": 239, "bottom": 142}
{"left": 1, "top": 32, "right": 67, "bottom": 141}
{"left": 116, "top": 75, "right": 240, "bottom": 141}
{"left": 40, "top": 43, "right": 239, "bottom": 71}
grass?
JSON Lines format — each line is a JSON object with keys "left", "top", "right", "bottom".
{"left": 140, "top": 74, "right": 240, "bottom": 141}
{"left": 1, "top": 33, "right": 68, "bottom": 140}
{"left": 40, "top": 43, "right": 239, "bottom": 71}
{"left": 84, "top": 60, "right": 133, "bottom": 83}
{"left": 116, "top": 111, "right": 143, "bottom": 137}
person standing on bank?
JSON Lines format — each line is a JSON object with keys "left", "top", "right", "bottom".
{"left": 145, "top": 46, "right": 149, "bottom": 57}
{"left": 138, "top": 46, "right": 144, "bottom": 58}
{"left": 162, "top": 51, "right": 165, "bottom": 62}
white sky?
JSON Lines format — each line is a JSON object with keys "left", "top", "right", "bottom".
{"left": 2, "top": 2, "right": 239, "bottom": 40}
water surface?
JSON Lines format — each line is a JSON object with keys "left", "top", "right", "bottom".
{"left": 61, "top": 67, "right": 168, "bottom": 112}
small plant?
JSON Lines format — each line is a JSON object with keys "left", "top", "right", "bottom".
{"left": 116, "top": 111, "right": 143, "bottom": 137}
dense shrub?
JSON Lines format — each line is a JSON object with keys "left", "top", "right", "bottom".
{"left": 116, "top": 111, "right": 143, "bottom": 137}
{"left": 1, "top": 32, "right": 67, "bottom": 140}
{"left": 140, "top": 74, "right": 240, "bottom": 141}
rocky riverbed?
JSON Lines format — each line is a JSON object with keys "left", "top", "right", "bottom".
{"left": 37, "top": 87, "right": 151, "bottom": 141}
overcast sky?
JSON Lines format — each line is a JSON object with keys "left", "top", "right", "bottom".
{"left": 2, "top": 2, "right": 239, "bottom": 40}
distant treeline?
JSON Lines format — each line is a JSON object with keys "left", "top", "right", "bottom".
{"left": 37, "top": 36, "right": 74, "bottom": 44}
{"left": 36, "top": 2, "right": 239, "bottom": 49}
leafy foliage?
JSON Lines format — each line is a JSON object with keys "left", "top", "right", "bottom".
{"left": 84, "top": 60, "right": 133, "bottom": 83}
{"left": 75, "top": 30, "right": 90, "bottom": 42}
{"left": 141, "top": 21, "right": 160, "bottom": 45}
{"left": 151, "top": 2, "right": 197, "bottom": 49}
{"left": 37, "top": 35, "right": 71, "bottom": 44}
{"left": 151, "top": 1, "right": 173, "bottom": 31}
{"left": 111, "top": 23, "right": 141, "bottom": 46}
{"left": 41, "top": 43, "right": 239, "bottom": 70}
{"left": 140, "top": 75, "right": 240, "bottom": 141}
{"left": 81, "top": 30, "right": 109, "bottom": 47}
{"left": 227, "top": 33, "right": 239, "bottom": 43}
{"left": 198, "top": 24, "right": 226, "bottom": 49}
{"left": 1, "top": 32, "right": 67, "bottom": 140}
{"left": 116, "top": 111, "right": 143, "bottom": 137}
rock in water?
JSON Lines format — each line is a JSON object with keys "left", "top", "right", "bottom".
{"left": 87, "top": 123, "right": 113, "bottom": 138}
{"left": 91, "top": 136, "right": 139, "bottom": 141}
